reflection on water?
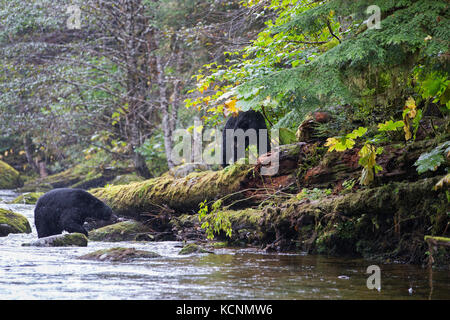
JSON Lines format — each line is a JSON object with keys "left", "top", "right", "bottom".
{"left": 0, "top": 189, "right": 449, "bottom": 300}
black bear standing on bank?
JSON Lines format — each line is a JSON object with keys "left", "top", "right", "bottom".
{"left": 222, "top": 110, "right": 270, "bottom": 167}
{"left": 34, "top": 188, "right": 113, "bottom": 238}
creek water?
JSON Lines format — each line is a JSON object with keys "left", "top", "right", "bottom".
{"left": 0, "top": 189, "right": 449, "bottom": 300}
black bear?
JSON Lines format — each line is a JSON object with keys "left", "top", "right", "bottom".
{"left": 222, "top": 110, "right": 270, "bottom": 167}
{"left": 34, "top": 188, "right": 113, "bottom": 238}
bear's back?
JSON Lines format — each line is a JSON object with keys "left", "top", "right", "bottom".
{"left": 36, "top": 188, "right": 94, "bottom": 209}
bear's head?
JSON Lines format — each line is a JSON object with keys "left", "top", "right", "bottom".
{"left": 90, "top": 199, "right": 113, "bottom": 221}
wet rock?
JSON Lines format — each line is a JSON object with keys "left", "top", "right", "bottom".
{"left": 22, "top": 232, "right": 88, "bottom": 247}
{"left": 178, "top": 243, "right": 214, "bottom": 255}
{"left": 0, "top": 208, "right": 32, "bottom": 236}
{"left": 83, "top": 214, "right": 119, "bottom": 232}
{"left": 78, "top": 247, "right": 160, "bottom": 262}
{"left": 88, "top": 220, "right": 151, "bottom": 242}
{"left": 0, "top": 160, "right": 23, "bottom": 189}
{"left": 9, "top": 192, "right": 44, "bottom": 205}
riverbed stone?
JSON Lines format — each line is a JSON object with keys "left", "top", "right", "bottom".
{"left": 88, "top": 220, "right": 152, "bottom": 242}
{"left": 178, "top": 243, "right": 214, "bottom": 255}
{"left": 78, "top": 247, "right": 160, "bottom": 262}
{"left": 9, "top": 192, "right": 44, "bottom": 205}
{"left": 0, "top": 208, "right": 32, "bottom": 236}
{"left": 22, "top": 232, "right": 88, "bottom": 247}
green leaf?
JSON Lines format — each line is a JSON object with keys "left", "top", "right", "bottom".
{"left": 347, "top": 127, "right": 367, "bottom": 139}
{"left": 414, "top": 141, "right": 450, "bottom": 174}
{"left": 279, "top": 128, "right": 297, "bottom": 145}
{"left": 377, "top": 120, "right": 404, "bottom": 132}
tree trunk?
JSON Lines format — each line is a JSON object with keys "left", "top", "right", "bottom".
{"left": 23, "top": 135, "right": 39, "bottom": 174}
{"left": 157, "top": 55, "right": 175, "bottom": 169}
{"left": 133, "top": 150, "right": 152, "bottom": 179}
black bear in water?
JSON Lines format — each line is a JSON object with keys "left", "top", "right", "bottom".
{"left": 34, "top": 188, "right": 112, "bottom": 238}
{"left": 222, "top": 110, "right": 270, "bottom": 167}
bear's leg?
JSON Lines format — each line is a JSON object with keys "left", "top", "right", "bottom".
{"left": 60, "top": 212, "right": 88, "bottom": 236}
{"left": 36, "top": 227, "right": 53, "bottom": 238}
{"left": 62, "top": 220, "right": 88, "bottom": 236}
{"left": 34, "top": 207, "right": 54, "bottom": 238}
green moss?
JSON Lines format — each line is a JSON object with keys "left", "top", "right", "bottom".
{"left": 227, "top": 208, "right": 264, "bottom": 227}
{"left": 210, "top": 241, "right": 229, "bottom": 248}
{"left": 19, "top": 164, "right": 129, "bottom": 192}
{"left": 90, "top": 163, "right": 253, "bottom": 217}
{"left": 78, "top": 247, "right": 160, "bottom": 262}
{"left": 178, "top": 243, "right": 213, "bottom": 255}
{"left": 88, "top": 220, "right": 151, "bottom": 242}
{"left": 22, "top": 233, "right": 88, "bottom": 247}
{"left": 110, "top": 173, "right": 145, "bottom": 186}
{"left": 425, "top": 236, "right": 450, "bottom": 243}
{"left": 0, "top": 160, "right": 22, "bottom": 189}
{"left": 0, "top": 208, "right": 31, "bottom": 236}
{"left": 267, "top": 175, "right": 448, "bottom": 263}
{"left": 9, "top": 192, "right": 44, "bottom": 205}
{"left": 51, "top": 233, "right": 88, "bottom": 247}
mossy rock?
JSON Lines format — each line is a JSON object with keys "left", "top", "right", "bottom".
{"left": 88, "top": 220, "right": 152, "bottom": 242}
{"left": 178, "top": 243, "right": 214, "bottom": 255}
{"left": 0, "top": 160, "right": 23, "bottom": 189}
{"left": 0, "top": 208, "right": 32, "bottom": 236}
{"left": 22, "top": 233, "right": 88, "bottom": 247}
{"left": 78, "top": 247, "right": 160, "bottom": 262}
{"left": 9, "top": 192, "right": 44, "bottom": 205}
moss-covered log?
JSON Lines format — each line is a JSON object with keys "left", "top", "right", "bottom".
{"left": 169, "top": 175, "right": 448, "bottom": 264}
{"left": 89, "top": 143, "right": 315, "bottom": 218}
{"left": 91, "top": 138, "right": 445, "bottom": 220}
{"left": 91, "top": 163, "right": 255, "bottom": 217}
{"left": 19, "top": 165, "right": 135, "bottom": 193}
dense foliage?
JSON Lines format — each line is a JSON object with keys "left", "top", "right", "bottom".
{"left": 0, "top": 0, "right": 448, "bottom": 190}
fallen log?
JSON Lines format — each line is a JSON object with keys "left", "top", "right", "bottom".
{"left": 91, "top": 163, "right": 255, "bottom": 218}
{"left": 91, "top": 137, "right": 446, "bottom": 221}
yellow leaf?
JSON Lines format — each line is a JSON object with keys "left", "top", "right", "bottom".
{"left": 405, "top": 97, "right": 415, "bottom": 108}
{"left": 403, "top": 118, "right": 412, "bottom": 140}
{"left": 405, "top": 97, "right": 416, "bottom": 118}
{"left": 198, "top": 82, "right": 209, "bottom": 93}
{"left": 224, "top": 99, "right": 239, "bottom": 116}
{"left": 203, "top": 96, "right": 211, "bottom": 105}
{"left": 324, "top": 137, "right": 338, "bottom": 147}
{"left": 433, "top": 173, "right": 450, "bottom": 191}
